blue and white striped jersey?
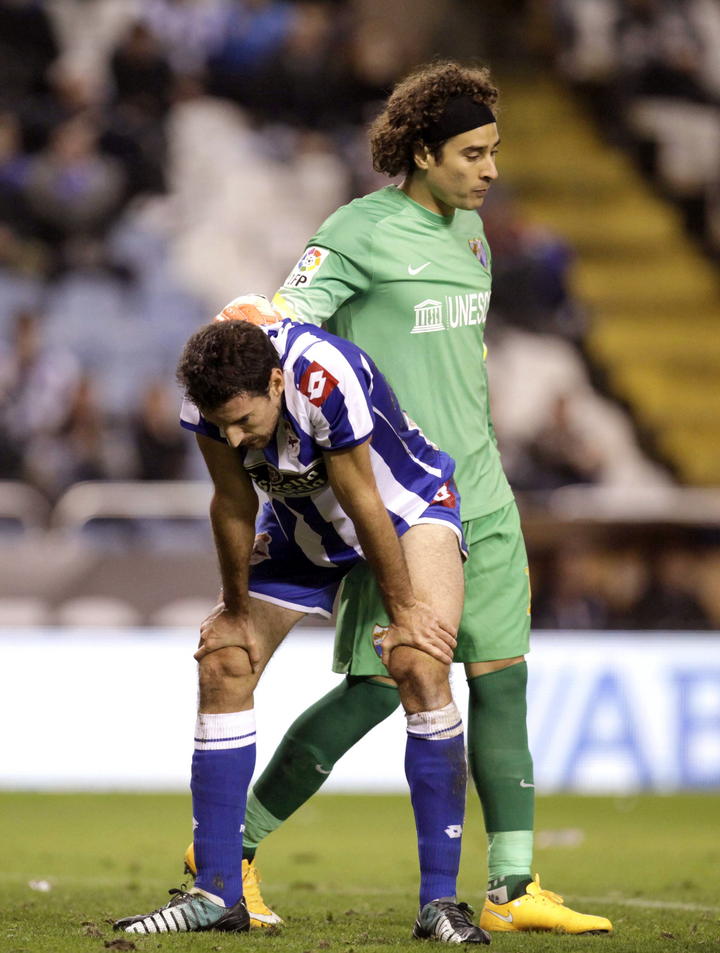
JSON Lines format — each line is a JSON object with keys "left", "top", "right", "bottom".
{"left": 180, "top": 319, "right": 457, "bottom": 569}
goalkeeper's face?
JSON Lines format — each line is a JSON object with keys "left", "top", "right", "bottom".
{"left": 205, "top": 368, "right": 284, "bottom": 450}
{"left": 419, "top": 123, "right": 499, "bottom": 215}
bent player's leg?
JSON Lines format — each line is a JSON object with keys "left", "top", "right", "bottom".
{"left": 192, "top": 597, "right": 302, "bottom": 907}
{"left": 115, "top": 598, "right": 302, "bottom": 934}
{"left": 183, "top": 675, "right": 400, "bottom": 928}
{"left": 393, "top": 523, "right": 489, "bottom": 944}
{"left": 394, "top": 523, "right": 463, "bottom": 899}
{"left": 186, "top": 562, "right": 403, "bottom": 928}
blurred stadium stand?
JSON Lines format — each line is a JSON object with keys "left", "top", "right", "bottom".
{"left": 0, "top": 479, "right": 718, "bottom": 630}
{"left": 0, "top": 0, "right": 718, "bottom": 631}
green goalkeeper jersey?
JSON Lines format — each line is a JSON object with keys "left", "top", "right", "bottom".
{"left": 273, "top": 185, "right": 513, "bottom": 520}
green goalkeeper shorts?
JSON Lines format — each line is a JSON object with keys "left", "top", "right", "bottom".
{"left": 332, "top": 500, "right": 531, "bottom": 675}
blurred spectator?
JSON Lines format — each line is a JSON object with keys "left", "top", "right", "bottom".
{"left": 0, "top": 220, "right": 48, "bottom": 279}
{"left": 532, "top": 538, "right": 718, "bottom": 630}
{"left": 482, "top": 189, "right": 583, "bottom": 340}
{"left": 24, "top": 372, "right": 111, "bottom": 498}
{"left": 206, "top": 0, "right": 296, "bottom": 104}
{"left": 615, "top": 0, "right": 713, "bottom": 105}
{"left": 0, "top": 0, "right": 59, "bottom": 105}
{"left": 487, "top": 327, "right": 670, "bottom": 489}
{"left": 14, "top": 59, "right": 103, "bottom": 167}
{"left": 0, "top": 111, "right": 30, "bottom": 230}
{"left": 0, "top": 308, "right": 80, "bottom": 480}
{"left": 106, "top": 22, "right": 171, "bottom": 197}
{"left": 532, "top": 542, "right": 609, "bottom": 629}
{"left": 630, "top": 546, "right": 713, "bottom": 630}
{"left": 139, "top": 0, "right": 231, "bottom": 75}
{"left": 110, "top": 21, "right": 173, "bottom": 119}
{"left": 23, "top": 115, "right": 126, "bottom": 261}
{"left": 553, "top": 0, "right": 720, "bottom": 253}
{"left": 512, "top": 393, "right": 604, "bottom": 491}
{"left": 240, "top": 1, "right": 350, "bottom": 130}
{"left": 339, "top": 17, "right": 410, "bottom": 126}
{"left": 131, "top": 379, "right": 188, "bottom": 480}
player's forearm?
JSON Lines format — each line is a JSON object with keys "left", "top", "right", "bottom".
{"left": 341, "top": 488, "right": 416, "bottom": 619}
{"left": 209, "top": 492, "right": 257, "bottom": 615}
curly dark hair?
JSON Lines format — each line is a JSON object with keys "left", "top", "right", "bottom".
{"left": 369, "top": 60, "right": 499, "bottom": 177}
{"left": 176, "top": 320, "right": 281, "bottom": 414}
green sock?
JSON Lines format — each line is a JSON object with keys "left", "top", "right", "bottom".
{"left": 467, "top": 662, "right": 534, "bottom": 891}
{"left": 244, "top": 676, "right": 400, "bottom": 854}
{"left": 486, "top": 851, "right": 533, "bottom": 902}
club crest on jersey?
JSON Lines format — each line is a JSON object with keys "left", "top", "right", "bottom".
{"left": 250, "top": 531, "right": 272, "bottom": 565}
{"left": 372, "top": 624, "right": 390, "bottom": 659}
{"left": 286, "top": 430, "right": 300, "bottom": 458}
{"left": 282, "top": 246, "right": 329, "bottom": 288}
{"left": 300, "top": 361, "right": 338, "bottom": 406}
{"left": 468, "top": 238, "right": 488, "bottom": 268}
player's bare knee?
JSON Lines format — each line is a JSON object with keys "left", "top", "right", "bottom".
{"left": 198, "top": 645, "right": 253, "bottom": 688}
{"left": 387, "top": 646, "right": 448, "bottom": 694}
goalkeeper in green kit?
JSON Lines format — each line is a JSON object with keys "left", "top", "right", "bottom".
{"left": 185, "top": 60, "right": 613, "bottom": 938}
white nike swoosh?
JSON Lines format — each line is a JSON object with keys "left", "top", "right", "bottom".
{"left": 486, "top": 909, "right": 513, "bottom": 923}
{"left": 248, "top": 911, "right": 282, "bottom": 924}
{"left": 519, "top": 779, "right": 535, "bottom": 788}
{"left": 315, "top": 764, "right": 332, "bottom": 775}
{"left": 407, "top": 262, "right": 431, "bottom": 275}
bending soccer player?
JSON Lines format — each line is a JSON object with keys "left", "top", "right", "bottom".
{"left": 114, "top": 314, "right": 490, "bottom": 943}
{"left": 185, "top": 61, "right": 613, "bottom": 936}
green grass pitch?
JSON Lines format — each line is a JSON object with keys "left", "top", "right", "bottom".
{"left": 2, "top": 792, "right": 718, "bottom": 952}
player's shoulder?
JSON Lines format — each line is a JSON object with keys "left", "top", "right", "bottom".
{"left": 282, "top": 318, "right": 359, "bottom": 356}
{"left": 280, "top": 319, "right": 364, "bottom": 373}
{"left": 313, "top": 186, "right": 406, "bottom": 249}
{"left": 454, "top": 208, "right": 488, "bottom": 237}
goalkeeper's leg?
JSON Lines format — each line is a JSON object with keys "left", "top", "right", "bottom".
{"left": 243, "top": 675, "right": 400, "bottom": 856}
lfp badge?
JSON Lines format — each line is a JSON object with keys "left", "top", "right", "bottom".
{"left": 282, "top": 245, "right": 330, "bottom": 288}
{"left": 468, "top": 238, "right": 488, "bottom": 268}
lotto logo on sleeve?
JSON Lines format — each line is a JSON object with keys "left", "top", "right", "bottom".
{"left": 282, "top": 246, "right": 330, "bottom": 288}
{"left": 300, "top": 361, "right": 338, "bottom": 406}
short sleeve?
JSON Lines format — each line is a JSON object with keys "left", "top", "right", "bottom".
{"left": 272, "top": 206, "right": 373, "bottom": 326}
{"left": 291, "top": 340, "right": 374, "bottom": 451}
{"left": 179, "top": 397, "right": 225, "bottom": 443}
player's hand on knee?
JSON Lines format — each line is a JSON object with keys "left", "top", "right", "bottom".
{"left": 382, "top": 600, "right": 456, "bottom": 668}
{"left": 194, "top": 605, "right": 261, "bottom": 672}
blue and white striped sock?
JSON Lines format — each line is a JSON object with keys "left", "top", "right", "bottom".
{"left": 191, "top": 710, "right": 256, "bottom": 907}
{"left": 405, "top": 701, "right": 467, "bottom": 907}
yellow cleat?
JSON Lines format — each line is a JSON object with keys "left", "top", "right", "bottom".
{"left": 479, "top": 875, "right": 613, "bottom": 934}
{"left": 183, "top": 844, "right": 283, "bottom": 929}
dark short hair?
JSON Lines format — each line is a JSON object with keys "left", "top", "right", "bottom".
{"left": 176, "top": 320, "right": 281, "bottom": 414}
{"left": 370, "top": 60, "right": 498, "bottom": 177}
